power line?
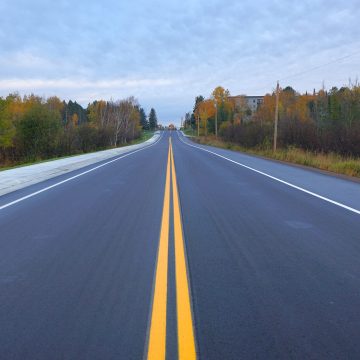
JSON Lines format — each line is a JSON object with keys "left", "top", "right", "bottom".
{"left": 247, "top": 49, "right": 360, "bottom": 94}
{"left": 278, "top": 50, "right": 360, "bottom": 82}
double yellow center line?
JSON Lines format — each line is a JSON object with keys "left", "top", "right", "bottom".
{"left": 147, "top": 137, "right": 197, "bottom": 360}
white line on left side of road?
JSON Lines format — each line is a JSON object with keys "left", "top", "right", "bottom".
{"left": 177, "top": 131, "right": 360, "bottom": 216}
{"left": 0, "top": 133, "right": 163, "bottom": 211}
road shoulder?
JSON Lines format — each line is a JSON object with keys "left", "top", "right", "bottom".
{"left": 0, "top": 132, "right": 161, "bottom": 197}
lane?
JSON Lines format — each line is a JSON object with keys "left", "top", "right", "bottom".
{"left": 172, "top": 132, "right": 360, "bottom": 359}
{"left": 178, "top": 132, "right": 360, "bottom": 212}
{"left": 0, "top": 132, "right": 163, "bottom": 210}
{"left": 0, "top": 132, "right": 169, "bottom": 359}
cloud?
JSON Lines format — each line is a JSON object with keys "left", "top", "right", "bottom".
{"left": 0, "top": 77, "right": 178, "bottom": 90}
{"left": 0, "top": 0, "right": 359, "bottom": 124}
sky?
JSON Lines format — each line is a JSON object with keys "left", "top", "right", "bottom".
{"left": 1, "top": 0, "right": 359, "bottom": 125}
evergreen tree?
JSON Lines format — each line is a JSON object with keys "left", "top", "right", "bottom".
{"left": 149, "top": 108, "right": 158, "bottom": 130}
{"left": 191, "top": 95, "right": 205, "bottom": 128}
{"left": 139, "top": 107, "right": 149, "bottom": 129}
{"left": 63, "top": 100, "right": 87, "bottom": 125}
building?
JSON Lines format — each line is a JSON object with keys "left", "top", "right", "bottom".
{"left": 229, "top": 95, "right": 264, "bottom": 113}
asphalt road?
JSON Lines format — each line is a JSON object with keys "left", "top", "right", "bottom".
{"left": 0, "top": 131, "right": 360, "bottom": 359}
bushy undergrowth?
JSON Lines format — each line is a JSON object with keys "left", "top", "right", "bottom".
{"left": 194, "top": 136, "right": 360, "bottom": 178}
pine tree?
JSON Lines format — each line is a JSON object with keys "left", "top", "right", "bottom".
{"left": 149, "top": 108, "right": 158, "bottom": 130}
{"left": 139, "top": 107, "right": 149, "bottom": 129}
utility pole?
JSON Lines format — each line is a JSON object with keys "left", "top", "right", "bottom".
{"left": 273, "top": 80, "right": 280, "bottom": 152}
{"left": 214, "top": 101, "right": 218, "bottom": 138}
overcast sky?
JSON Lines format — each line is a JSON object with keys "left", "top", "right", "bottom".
{"left": 1, "top": 0, "right": 359, "bottom": 125}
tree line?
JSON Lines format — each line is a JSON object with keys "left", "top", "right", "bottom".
{"left": 0, "top": 93, "right": 158, "bottom": 166}
{"left": 184, "top": 84, "right": 360, "bottom": 156}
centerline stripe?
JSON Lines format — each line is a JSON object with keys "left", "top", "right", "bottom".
{"left": 170, "top": 138, "right": 197, "bottom": 360}
{"left": 147, "top": 142, "right": 171, "bottom": 360}
{"left": 147, "top": 137, "right": 197, "bottom": 359}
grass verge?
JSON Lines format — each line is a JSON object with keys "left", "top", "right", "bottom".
{"left": 192, "top": 135, "right": 360, "bottom": 179}
{"left": 182, "top": 128, "right": 197, "bottom": 137}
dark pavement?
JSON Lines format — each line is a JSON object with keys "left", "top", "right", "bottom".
{"left": 1, "top": 131, "right": 360, "bottom": 359}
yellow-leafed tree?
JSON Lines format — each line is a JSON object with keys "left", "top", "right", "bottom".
{"left": 195, "top": 100, "right": 216, "bottom": 136}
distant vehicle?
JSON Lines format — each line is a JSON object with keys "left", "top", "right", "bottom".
{"left": 168, "top": 124, "right": 176, "bottom": 130}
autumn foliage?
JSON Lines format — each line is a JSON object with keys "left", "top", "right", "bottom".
{"left": 186, "top": 85, "right": 360, "bottom": 157}
{"left": 0, "top": 94, "right": 152, "bottom": 166}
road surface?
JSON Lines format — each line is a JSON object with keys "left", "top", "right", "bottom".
{"left": 0, "top": 131, "right": 359, "bottom": 359}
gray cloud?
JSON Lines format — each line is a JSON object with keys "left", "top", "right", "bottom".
{"left": 1, "top": 0, "right": 359, "bottom": 124}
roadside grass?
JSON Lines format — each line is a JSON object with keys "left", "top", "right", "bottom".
{"left": 0, "top": 130, "right": 155, "bottom": 172}
{"left": 182, "top": 128, "right": 197, "bottom": 137}
{"left": 129, "top": 130, "right": 155, "bottom": 144}
{"left": 192, "top": 135, "right": 360, "bottom": 179}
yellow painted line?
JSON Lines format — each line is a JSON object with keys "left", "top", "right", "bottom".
{"left": 170, "top": 140, "right": 197, "bottom": 360}
{"left": 147, "top": 141, "right": 171, "bottom": 360}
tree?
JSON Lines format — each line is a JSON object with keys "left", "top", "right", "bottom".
{"left": 232, "top": 95, "right": 251, "bottom": 124}
{"left": 190, "top": 95, "right": 205, "bottom": 129}
{"left": 46, "top": 96, "right": 64, "bottom": 113}
{"left": 71, "top": 113, "right": 79, "bottom": 127}
{"left": 87, "top": 100, "right": 108, "bottom": 128}
{"left": 16, "top": 104, "right": 62, "bottom": 160}
{"left": 212, "top": 86, "right": 230, "bottom": 104}
{"left": 149, "top": 108, "right": 158, "bottom": 130}
{"left": 107, "top": 97, "right": 141, "bottom": 145}
{"left": 0, "top": 92, "right": 152, "bottom": 167}
{"left": 183, "top": 112, "right": 192, "bottom": 128}
{"left": 211, "top": 86, "right": 234, "bottom": 129}
{"left": 65, "top": 100, "right": 87, "bottom": 125}
{"left": 0, "top": 98, "right": 15, "bottom": 148}
{"left": 195, "top": 100, "right": 215, "bottom": 136}
{"left": 77, "top": 123, "right": 97, "bottom": 152}
{"left": 139, "top": 107, "right": 149, "bottom": 130}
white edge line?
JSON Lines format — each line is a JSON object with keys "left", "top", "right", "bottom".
{"left": 177, "top": 131, "right": 360, "bottom": 216}
{"left": 0, "top": 132, "right": 164, "bottom": 211}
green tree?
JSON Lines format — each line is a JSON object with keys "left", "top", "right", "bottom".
{"left": 64, "top": 100, "right": 87, "bottom": 125}
{"left": 16, "top": 104, "right": 63, "bottom": 160}
{"left": 211, "top": 86, "right": 233, "bottom": 131}
{"left": 0, "top": 98, "right": 15, "bottom": 148}
{"left": 191, "top": 95, "right": 205, "bottom": 128}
